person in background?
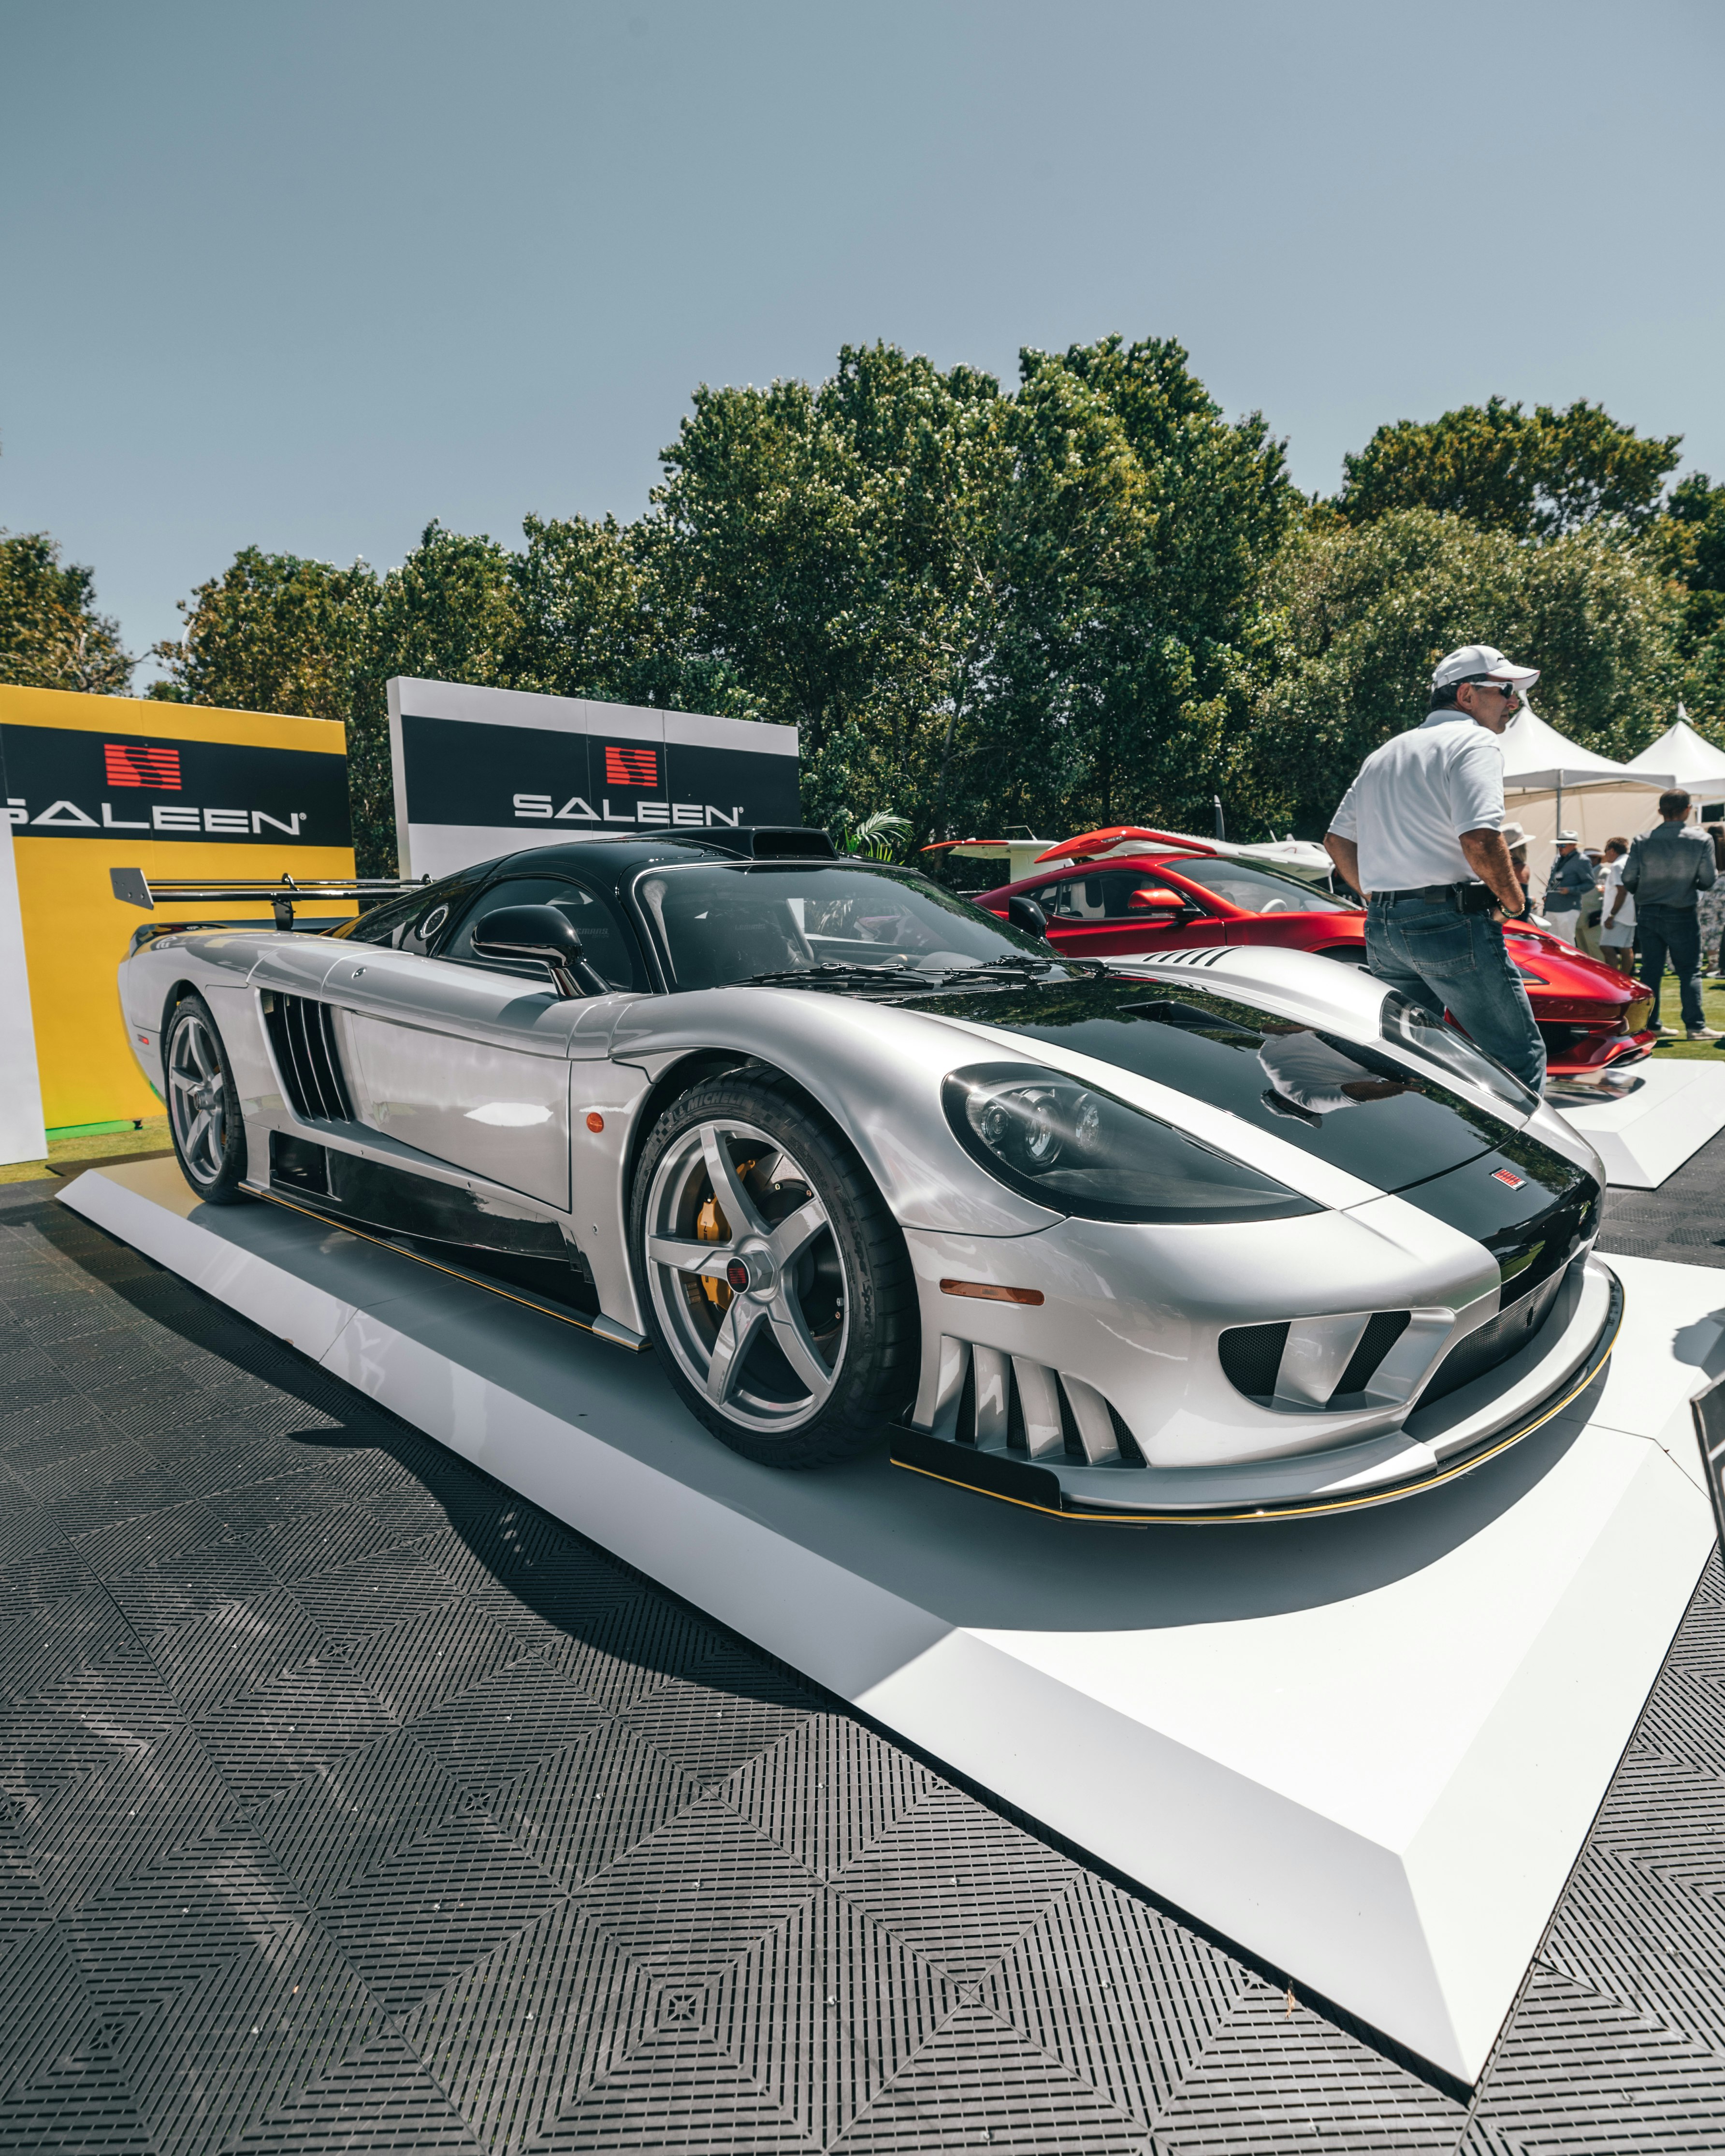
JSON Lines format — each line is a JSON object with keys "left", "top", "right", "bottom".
{"left": 1543, "top": 830, "right": 1595, "bottom": 946}
{"left": 1325, "top": 643, "right": 1545, "bottom": 1092}
{"left": 1500, "top": 822, "right": 1536, "bottom": 920}
{"left": 1597, "top": 838, "right": 1637, "bottom": 977}
{"left": 1696, "top": 822, "right": 1725, "bottom": 979}
{"left": 1575, "top": 853, "right": 1607, "bottom": 962}
{"left": 1613, "top": 790, "right": 1717, "bottom": 1039}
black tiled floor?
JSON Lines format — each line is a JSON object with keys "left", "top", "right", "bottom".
{"left": 0, "top": 1168, "right": 1722, "bottom": 2150}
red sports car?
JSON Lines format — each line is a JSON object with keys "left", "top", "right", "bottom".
{"left": 973, "top": 828, "right": 1654, "bottom": 1084}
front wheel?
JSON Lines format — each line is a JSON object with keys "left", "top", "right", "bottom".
{"left": 164, "top": 993, "right": 249, "bottom": 1203}
{"left": 630, "top": 1073, "right": 917, "bottom": 1467}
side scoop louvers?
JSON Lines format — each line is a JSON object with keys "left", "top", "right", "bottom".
{"left": 263, "top": 994, "right": 354, "bottom": 1123}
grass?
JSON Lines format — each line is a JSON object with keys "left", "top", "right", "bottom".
{"left": 1641, "top": 967, "right": 1725, "bottom": 1059}
{"left": 0, "top": 1116, "right": 173, "bottom": 1186}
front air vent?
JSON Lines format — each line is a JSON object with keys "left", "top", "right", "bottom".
{"left": 942, "top": 1341, "right": 1140, "bottom": 1466}
{"left": 263, "top": 993, "right": 354, "bottom": 1122}
{"left": 1220, "top": 1310, "right": 1413, "bottom": 1406}
{"left": 1421, "top": 1267, "right": 1568, "bottom": 1404}
{"left": 1333, "top": 1311, "right": 1412, "bottom": 1397}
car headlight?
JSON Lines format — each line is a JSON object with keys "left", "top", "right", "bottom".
{"left": 942, "top": 1063, "right": 1319, "bottom": 1225}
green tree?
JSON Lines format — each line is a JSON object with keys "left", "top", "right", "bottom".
{"left": 149, "top": 547, "right": 387, "bottom": 860}
{"left": 652, "top": 342, "right": 1009, "bottom": 837}
{"left": 1337, "top": 397, "right": 1682, "bottom": 538}
{"left": 972, "top": 337, "right": 1290, "bottom": 838}
{"left": 1244, "top": 506, "right": 1681, "bottom": 835}
{"left": 1648, "top": 472, "right": 1725, "bottom": 723}
{"left": 0, "top": 530, "right": 132, "bottom": 694}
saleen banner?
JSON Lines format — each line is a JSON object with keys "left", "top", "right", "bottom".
{"left": 387, "top": 677, "right": 800, "bottom": 879}
{"left": 3, "top": 722, "right": 351, "bottom": 843}
{"left": 0, "top": 684, "right": 354, "bottom": 1131}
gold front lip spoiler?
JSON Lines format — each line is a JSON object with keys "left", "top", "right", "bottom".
{"left": 890, "top": 1267, "right": 1624, "bottom": 1526}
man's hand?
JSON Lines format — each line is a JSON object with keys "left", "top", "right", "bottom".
{"left": 1460, "top": 827, "right": 1526, "bottom": 916}
{"left": 1324, "top": 832, "right": 1363, "bottom": 896}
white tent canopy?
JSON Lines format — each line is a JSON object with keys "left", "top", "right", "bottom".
{"left": 1499, "top": 704, "right": 1671, "bottom": 793}
{"left": 1499, "top": 704, "right": 1673, "bottom": 857}
{"left": 1625, "top": 713, "right": 1725, "bottom": 796}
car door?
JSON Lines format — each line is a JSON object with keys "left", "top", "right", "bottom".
{"left": 1024, "top": 867, "right": 1228, "bottom": 961}
{"left": 321, "top": 871, "right": 647, "bottom": 1212}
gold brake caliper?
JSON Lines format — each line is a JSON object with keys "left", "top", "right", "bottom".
{"left": 696, "top": 1159, "right": 754, "bottom": 1308}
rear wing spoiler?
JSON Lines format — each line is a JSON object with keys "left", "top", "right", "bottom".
{"left": 110, "top": 868, "right": 430, "bottom": 932}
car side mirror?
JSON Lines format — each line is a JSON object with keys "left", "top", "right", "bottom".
{"left": 470, "top": 903, "right": 608, "bottom": 998}
{"left": 1006, "top": 894, "right": 1050, "bottom": 938}
{"left": 1128, "top": 887, "right": 1186, "bottom": 912}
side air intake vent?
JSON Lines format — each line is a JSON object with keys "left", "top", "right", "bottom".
{"left": 1220, "top": 1310, "right": 1413, "bottom": 1406}
{"left": 263, "top": 994, "right": 354, "bottom": 1122}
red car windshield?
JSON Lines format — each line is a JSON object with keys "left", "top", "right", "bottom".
{"left": 1161, "top": 858, "right": 1357, "bottom": 914}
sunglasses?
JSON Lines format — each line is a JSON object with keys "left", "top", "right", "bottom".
{"left": 1467, "top": 680, "right": 1521, "bottom": 700}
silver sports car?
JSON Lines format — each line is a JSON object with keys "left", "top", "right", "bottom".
{"left": 114, "top": 826, "right": 1616, "bottom": 1521}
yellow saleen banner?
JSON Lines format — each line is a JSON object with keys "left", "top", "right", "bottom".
{"left": 0, "top": 684, "right": 355, "bottom": 1129}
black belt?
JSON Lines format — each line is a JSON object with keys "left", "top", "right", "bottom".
{"left": 1371, "top": 881, "right": 1497, "bottom": 912}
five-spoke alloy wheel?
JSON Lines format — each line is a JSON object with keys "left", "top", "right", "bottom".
{"left": 631, "top": 1074, "right": 915, "bottom": 1466}
{"left": 164, "top": 993, "right": 248, "bottom": 1202}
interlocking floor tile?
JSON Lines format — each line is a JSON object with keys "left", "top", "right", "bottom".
{"left": 573, "top": 1796, "right": 821, "bottom": 1976}
{"left": 485, "top": 1723, "right": 703, "bottom": 1892}
{"left": 243, "top": 1729, "right": 466, "bottom": 1908}
{"left": 1153, "top": 1985, "right": 1465, "bottom": 2153}
{"left": 993, "top": 1871, "right": 1247, "bottom": 2123}
{"left": 0, "top": 1664, "right": 230, "bottom": 1916}
{"left": 103, "top": 1542, "right": 277, "bottom": 1632}
{"left": 349, "top": 1599, "right": 543, "bottom": 1723}
{"left": 1472, "top": 1968, "right": 1725, "bottom": 2150}
{"left": 194, "top": 1652, "right": 399, "bottom": 1800}
{"left": 232, "top": 2030, "right": 484, "bottom": 2151}
{"left": 318, "top": 1815, "right": 566, "bottom": 2017}
{"left": 408, "top": 1659, "right": 609, "bottom": 1785}
{"left": 5, "top": 1174, "right": 1725, "bottom": 2152}
{"left": 725, "top": 1714, "right": 936, "bottom": 1883}
{"left": 833, "top": 1782, "right": 1078, "bottom": 1979}
{"left": 620, "top": 1654, "right": 812, "bottom": 1787}
{"left": 830, "top": 1999, "right": 1152, "bottom": 2153}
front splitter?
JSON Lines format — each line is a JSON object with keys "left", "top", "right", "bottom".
{"left": 890, "top": 1266, "right": 1624, "bottom": 1524}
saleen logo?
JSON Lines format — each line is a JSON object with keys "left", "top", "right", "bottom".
{"left": 603, "top": 744, "right": 660, "bottom": 788}
{"left": 512, "top": 792, "right": 745, "bottom": 829}
{"left": 104, "top": 742, "right": 182, "bottom": 789}
{"left": 7, "top": 798, "right": 306, "bottom": 835}
{"left": 1492, "top": 1168, "right": 1526, "bottom": 1188}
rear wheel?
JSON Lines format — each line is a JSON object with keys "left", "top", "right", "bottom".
{"left": 630, "top": 1073, "right": 916, "bottom": 1467}
{"left": 164, "top": 993, "right": 249, "bottom": 1203}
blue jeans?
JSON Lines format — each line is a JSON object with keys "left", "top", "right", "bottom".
{"left": 1365, "top": 896, "right": 1547, "bottom": 1092}
{"left": 1637, "top": 901, "right": 1703, "bottom": 1031}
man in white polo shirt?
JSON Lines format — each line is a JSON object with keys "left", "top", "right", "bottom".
{"left": 1325, "top": 644, "right": 1546, "bottom": 1092}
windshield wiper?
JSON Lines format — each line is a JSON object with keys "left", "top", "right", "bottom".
{"left": 922, "top": 954, "right": 1103, "bottom": 986}
{"left": 740, "top": 962, "right": 929, "bottom": 988}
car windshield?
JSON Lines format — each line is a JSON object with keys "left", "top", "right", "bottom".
{"left": 636, "top": 860, "right": 1088, "bottom": 990}
{"left": 1170, "top": 858, "right": 1356, "bottom": 914}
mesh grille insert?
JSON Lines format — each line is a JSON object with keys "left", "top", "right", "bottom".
{"left": 1423, "top": 1265, "right": 1569, "bottom": 1404}
{"left": 1218, "top": 1321, "right": 1290, "bottom": 1400}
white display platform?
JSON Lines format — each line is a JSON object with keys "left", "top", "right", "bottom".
{"left": 60, "top": 1161, "right": 1725, "bottom": 2088}
{"left": 1555, "top": 1057, "right": 1725, "bottom": 1188}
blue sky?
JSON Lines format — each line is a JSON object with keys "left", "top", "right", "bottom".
{"left": 2, "top": 0, "right": 1721, "bottom": 679}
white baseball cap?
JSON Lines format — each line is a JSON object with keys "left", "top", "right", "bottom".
{"left": 1432, "top": 643, "right": 1540, "bottom": 692}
